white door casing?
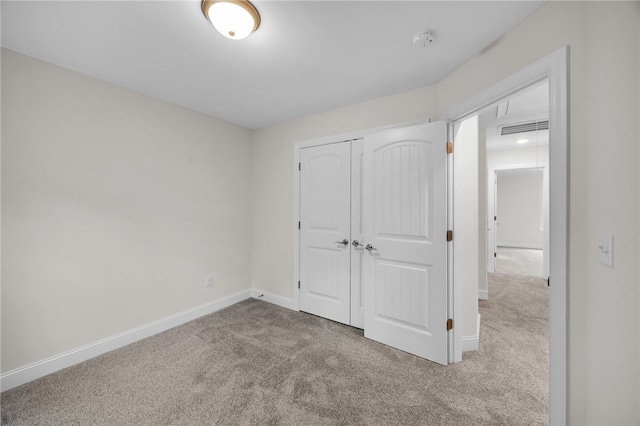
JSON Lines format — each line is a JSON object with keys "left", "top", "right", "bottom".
{"left": 350, "top": 139, "right": 365, "bottom": 329}
{"left": 362, "top": 122, "right": 449, "bottom": 365}
{"left": 487, "top": 171, "right": 497, "bottom": 272}
{"left": 299, "top": 142, "right": 351, "bottom": 325}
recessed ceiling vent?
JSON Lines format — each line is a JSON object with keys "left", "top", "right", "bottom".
{"left": 500, "top": 120, "right": 549, "bottom": 135}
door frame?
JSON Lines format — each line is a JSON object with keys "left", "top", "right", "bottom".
{"left": 490, "top": 164, "right": 549, "bottom": 277}
{"left": 293, "top": 120, "right": 437, "bottom": 313}
{"left": 441, "top": 46, "right": 568, "bottom": 425}
{"left": 292, "top": 119, "right": 452, "bottom": 340}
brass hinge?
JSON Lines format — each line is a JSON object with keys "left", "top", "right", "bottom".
{"left": 446, "top": 142, "right": 453, "bottom": 154}
{"left": 446, "top": 230, "right": 453, "bottom": 242}
{"left": 446, "top": 318, "right": 453, "bottom": 331}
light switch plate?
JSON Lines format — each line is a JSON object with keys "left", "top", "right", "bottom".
{"left": 597, "top": 235, "right": 613, "bottom": 267}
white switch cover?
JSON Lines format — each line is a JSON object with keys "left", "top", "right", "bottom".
{"left": 597, "top": 235, "right": 613, "bottom": 267}
{"left": 205, "top": 275, "right": 213, "bottom": 287}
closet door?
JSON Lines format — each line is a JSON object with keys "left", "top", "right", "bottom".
{"left": 299, "top": 142, "right": 351, "bottom": 325}
{"left": 363, "top": 122, "right": 448, "bottom": 365}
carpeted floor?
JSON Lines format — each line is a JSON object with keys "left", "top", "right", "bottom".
{"left": 496, "top": 247, "right": 544, "bottom": 277}
{"left": 1, "top": 273, "right": 548, "bottom": 425}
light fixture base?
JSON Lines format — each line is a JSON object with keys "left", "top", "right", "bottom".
{"left": 413, "top": 31, "right": 436, "bottom": 48}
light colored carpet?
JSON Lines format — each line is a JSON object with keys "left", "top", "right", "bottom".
{"left": 496, "top": 247, "right": 544, "bottom": 277}
{"left": 1, "top": 273, "right": 548, "bottom": 425}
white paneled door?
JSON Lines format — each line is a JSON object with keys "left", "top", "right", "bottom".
{"left": 299, "top": 122, "right": 448, "bottom": 365}
{"left": 363, "top": 122, "right": 448, "bottom": 365}
{"left": 299, "top": 142, "right": 352, "bottom": 325}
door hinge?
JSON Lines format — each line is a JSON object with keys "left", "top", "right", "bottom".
{"left": 298, "top": 162, "right": 301, "bottom": 171}
{"left": 446, "top": 318, "right": 453, "bottom": 331}
{"left": 298, "top": 281, "right": 301, "bottom": 289}
{"left": 298, "top": 221, "right": 301, "bottom": 229}
{"left": 446, "top": 142, "right": 453, "bottom": 154}
{"left": 494, "top": 215, "right": 497, "bottom": 221}
{"left": 494, "top": 252, "right": 497, "bottom": 258}
{"left": 547, "top": 276, "right": 550, "bottom": 287}
{"left": 446, "top": 230, "right": 453, "bottom": 242}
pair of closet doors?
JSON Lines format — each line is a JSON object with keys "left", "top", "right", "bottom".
{"left": 298, "top": 122, "right": 448, "bottom": 365}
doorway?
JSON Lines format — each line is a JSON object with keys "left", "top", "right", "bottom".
{"left": 443, "top": 47, "right": 567, "bottom": 424}
{"left": 494, "top": 167, "right": 546, "bottom": 277}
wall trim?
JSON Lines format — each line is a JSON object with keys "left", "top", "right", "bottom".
{"left": 0, "top": 290, "right": 252, "bottom": 392}
{"left": 498, "top": 243, "right": 543, "bottom": 250}
{"left": 251, "top": 289, "right": 298, "bottom": 311}
{"left": 478, "top": 290, "right": 489, "bottom": 301}
{"left": 462, "top": 313, "right": 481, "bottom": 352}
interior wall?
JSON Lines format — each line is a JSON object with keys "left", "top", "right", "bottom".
{"left": 437, "top": 2, "right": 639, "bottom": 424}
{"left": 583, "top": 3, "right": 639, "bottom": 423}
{"left": 496, "top": 171, "right": 543, "bottom": 248}
{"left": 478, "top": 129, "right": 487, "bottom": 297}
{"left": 454, "top": 116, "right": 479, "bottom": 340}
{"left": 1, "top": 49, "right": 253, "bottom": 373}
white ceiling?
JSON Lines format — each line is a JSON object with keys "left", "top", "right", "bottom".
{"left": 1, "top": 1, "right": 545, "bottom": 130}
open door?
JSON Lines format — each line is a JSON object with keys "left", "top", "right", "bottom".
{"left": 362, "top": 122, "right": 449, "bottom": 365}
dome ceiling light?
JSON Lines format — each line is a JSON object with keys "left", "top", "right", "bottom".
{"left": 201, "top": 0, "right": 261, "bottom": 40}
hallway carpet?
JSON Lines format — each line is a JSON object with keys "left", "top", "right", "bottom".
{"left": 1, "top": 273, "right": 548, "bottom": 425}
{"left": 496, "top": 247, "right": 544, "bottom": 277}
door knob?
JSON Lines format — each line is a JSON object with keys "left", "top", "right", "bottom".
{"left": 352, "top": 240, "right": 363, "bottom": 247}
{"left": 365, "top": 244, "right": 377, "bottom": 252}
{"left": 334, "top": 239, "right": 349, "bottom": 246}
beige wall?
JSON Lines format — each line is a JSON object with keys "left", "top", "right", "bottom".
{"left": 2, "top": 1, "right": 639, "bottom": 424}
{"left": 496, "top": 172, "right": 543, "bottom": 248}
{"left": 1, "top": 49, "right": 253, "bottom": 372}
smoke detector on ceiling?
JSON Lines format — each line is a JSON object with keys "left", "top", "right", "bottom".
{"left": 413, "top": 31, "right": 436, "bottom": 48}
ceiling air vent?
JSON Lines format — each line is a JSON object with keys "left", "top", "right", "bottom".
{"left": 500, "top": 120, "right": 549, "bottom": 135}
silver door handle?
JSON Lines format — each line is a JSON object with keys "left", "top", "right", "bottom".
{"left": 365, "top": 244, "right": 377, "bottom": 252}
{"left": 334, "top": 239, "right": 349, "bottom": 246}
{"left": 352, "top": 240, "right": 363, "bottom": 247}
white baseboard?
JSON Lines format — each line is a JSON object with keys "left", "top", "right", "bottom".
{"left": 462, "top": 313, "right": 481, "bottom": 352}
{"left": 251, "top": 288, "right": 297, "bottom": 311}
{"left": 0, "top": 290, "right": 252, "bottom": 392}
{"left": 478, "top": 290, "right": 489, "bottom": 300}
{"left": 497, "top": 243, "right": 543, "bottom": 250}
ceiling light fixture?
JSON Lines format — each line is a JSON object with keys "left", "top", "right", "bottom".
{"left": 201, "top": 0, "right": 260, "bottom": 40}
{"left": 516, "top": 138, "right": 529, "bottom": 144}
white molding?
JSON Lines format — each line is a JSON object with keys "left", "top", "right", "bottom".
{"left": 478, "top": 290, "right": 489, "bottom": 301}
{"left": 442, "top": 46, "right": 568, "bottom": 424}
{"left": 462, "top": 313, "right": 481, "bottom": 352}
{"left": 497, "top": 243, "right": 543, "bottom": 250}
{"left": 251, "top": 289, "right": 297, "bottom": 311}
{"left": 0, "top": 290, "right": 251, "bottom": 392}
